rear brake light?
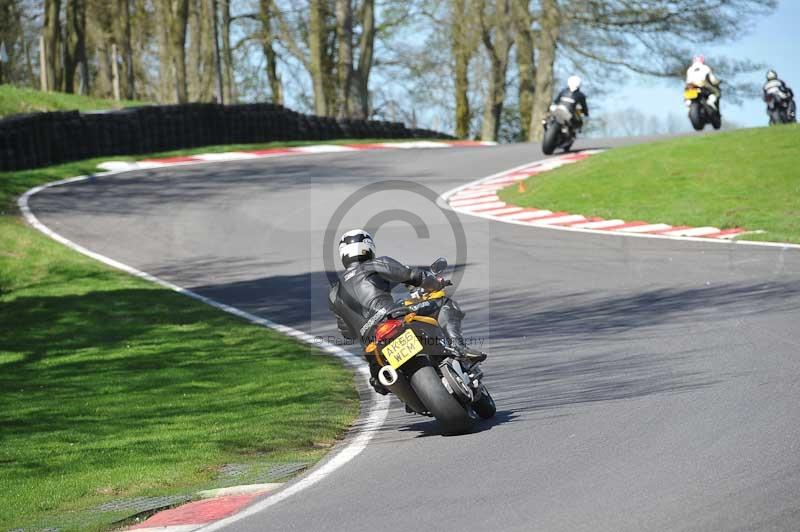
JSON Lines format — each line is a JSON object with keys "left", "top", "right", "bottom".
{"left": 375, "top": 319, "right": 404, "bottom": 342}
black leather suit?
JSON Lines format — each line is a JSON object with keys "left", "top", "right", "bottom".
{"left": 553, "top": 88, "right": 589, "bottom": 120}
{"left": 328, "top": 256, "right": 465, "bottom": 347}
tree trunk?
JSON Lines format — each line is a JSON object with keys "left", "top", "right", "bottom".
{"left": 187, "top": 0, "right": 203, "bottom": 99}
{"left": 157, "top": 1, "right": 174, "bottom": 102}
{"left": 211, "top": 0, "right": 224, "bottom": 103}
{"left": 188, "top": 0, "right": 216, "bottom": 101}
{"left": 259, "top": 0, "right": 283, "bottom": 104}
{"left": 513, "top": 0, "right": 535, "bottom": 141}
{"left": 64, "top": 0, "right": 87, "bottom": 94}
{"left": 42, "top": 0, "right": 61, "bottom": 92}
{"left": 308, "top": 0, "right": 328, "bottom": 116}
{"left": 335, "top": 0, "right": 353, "bottom": 118}
{"left": 114, "top": 0, "right": 134, "bottom": 99}
{"left": 480, "top": 0, "right": 513, "bottom": 142}
{"left": 168, "top": 0, "right": 190, "bottom": 103}
{"left": 351, "top": 0, "right": 374, "bottom": 119}
{"left": 530, "top": 0, "right": 560, "bottom": 141}
{"left": 451, "top": 0, "right": 473, "bottom": 138}
{"left": 221, "top": 0, "right": 234, "bottom": 103}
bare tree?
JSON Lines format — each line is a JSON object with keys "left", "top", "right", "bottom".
{"left": 42, "top": 0, "right": 61, "bottom": 91}
{"left": 450, "top": 0, "right": 478, "bottom": 138}
{"left": 479, "top": 0, "right": 514, "bottom": 141}
{"left": 335, "top": 0, "right": 353, "bottom": 118}
{"left": 160, "top": 0, "right": 190, "bottom": 103}
{"left": 220, "top": 0, "right": 235, "bottom": 102}
{"left": 529, "top": 0, "right": 559, "bottom": 141}
{"left": 350, "top": 0, "right": 374, "bottom": 118}
{"left": 63, "top": 0, "right": 87, "bottom": 93}
{"left": 259, "top": 0, "right": 282, "bottom": 104}
{"left": 308, "top": 0, "right": 331, "bottom": 115}
{"left": 115, "top": 0, "right": 134, "bottom": 99}
{"left": 513, "top": 0, "right": 535, "bottom": 140}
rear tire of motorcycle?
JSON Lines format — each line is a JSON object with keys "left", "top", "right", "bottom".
{"left": 711, "top": 111, "right": 722, "bottom": 130}
{"left": 542, "top": 125, "right": 559, "bottom": 155}
{"left": 410, "top": 365, "right": 473, "bottom": 435}
{"left": 474, "top": 386, "right": 496, "bottom": 419}
{"left": 689, "top": 103, "right": 704, "bottom": 131}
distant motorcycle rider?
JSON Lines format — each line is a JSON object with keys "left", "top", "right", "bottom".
{"left": 763, "top": 69, "right": 796, "bottom": 122}
{"left": 328, "top": 229, "right": 485, "bottom": 394}
{"left": 686, "top": 55, "right": 721, "bottom": 111}
{"left": 551, "top": 75, "right": 589, "bottom": 129}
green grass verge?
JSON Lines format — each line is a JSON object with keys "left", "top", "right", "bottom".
{"left": 0, "top": 139, "right": 384, "bottom": 530}
{"left": 499, "top": 125, "right": 800, "bottom": 244}
{"left": 0, "top": 84, "right": 146, "bottom": 118}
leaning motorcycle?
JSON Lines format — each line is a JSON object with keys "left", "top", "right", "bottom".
{"left": 541, "top": 104, "right": 580, "bottom": 155}
{"left": 363, "top": 258, "right": 495, "bottom": 435}
{"left": 765, "top": 89, "right": 796, "bottom": 125}
{"left": 684, "top": 82, "right": 721, "bottom": 131}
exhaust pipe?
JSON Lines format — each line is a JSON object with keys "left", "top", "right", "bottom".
{"left": 378, "top": 365, "right": 427, "bottom": 414}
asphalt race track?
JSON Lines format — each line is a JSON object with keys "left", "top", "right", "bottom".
{"left": 29, "top": 138, "right": 800, "bottom": 531}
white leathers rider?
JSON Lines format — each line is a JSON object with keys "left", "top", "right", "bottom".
{"left": 686, "top": 55, "right": 721, "bottom": 110}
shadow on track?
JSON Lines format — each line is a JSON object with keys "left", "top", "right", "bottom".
{"left": 169, "top": 266, "right": 799, "bottom": 435}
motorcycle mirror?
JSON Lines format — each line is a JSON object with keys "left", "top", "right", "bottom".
{"left": 430, "top": 257, "right": 448, "bottom": 274}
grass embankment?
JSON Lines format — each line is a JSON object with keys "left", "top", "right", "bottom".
{"left": 0, "top": 140, "right": 375, "bottom": 530}
{"left": 500, "top": 125, "right": 800, "bottom": 244}
{"left": 0, "top": 84, "right": 146, "bottom": 118}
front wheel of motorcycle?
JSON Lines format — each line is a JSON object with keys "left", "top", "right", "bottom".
{"left": 411, "top": 365, "right": 474, "bottom": 435}
{"left": 474, "top": 385, "right": 496, "bottom": 419}
{"left": 689, "top": 102, "right": 704, "bottom": 131}
{"left": 541, "top": 123, "right": 559, "bottom": 155}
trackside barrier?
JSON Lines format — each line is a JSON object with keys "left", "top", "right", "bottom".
{"left": 0, "top": 102, "right": 452, "bottom": 171}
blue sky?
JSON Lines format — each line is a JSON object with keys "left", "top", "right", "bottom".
{"left": 600, "top": 0, "right": 800, "bottom": 129}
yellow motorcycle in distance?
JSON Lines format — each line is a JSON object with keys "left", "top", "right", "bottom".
{"left": 684, "top": 82, "right": 721, "bottom": 131}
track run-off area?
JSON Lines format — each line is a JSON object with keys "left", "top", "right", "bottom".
{"left": 26, "top": 137, "right": 800, "bottom": 531}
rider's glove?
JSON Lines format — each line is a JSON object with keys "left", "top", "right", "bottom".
{"left": 421, "top": 273, "right": 446, "bottom": 291}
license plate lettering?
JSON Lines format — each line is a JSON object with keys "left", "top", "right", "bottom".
{"left": 382, "top": 329, "right": 423, "bottom": 368}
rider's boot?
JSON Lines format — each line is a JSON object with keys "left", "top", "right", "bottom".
{"left": 439, "top": 300, "right": 488, "bottom": 363}
{"left": 457, "top": 343, "right": 488, "bottom": 363}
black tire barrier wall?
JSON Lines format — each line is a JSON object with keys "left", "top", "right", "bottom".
{"left": 0, "top": 102, "right": 453, "bottom": 172}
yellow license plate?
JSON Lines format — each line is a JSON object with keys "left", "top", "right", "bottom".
{"left": 684, "top": 89, "right": 699, "bottom": 99}
{"left": 382, "top": 328, "right": 423, "bottom": 369}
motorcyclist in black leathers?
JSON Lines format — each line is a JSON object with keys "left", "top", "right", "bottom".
{"left": 763, "top": 70, "right": 796, "bottom": 122}
{"left": 328, "top": 229, "right": 485, "bottom": 394}
{"left": 552, "top": 75, "right": 589, "bottom": 130}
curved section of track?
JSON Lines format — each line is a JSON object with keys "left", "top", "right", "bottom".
{"left": 28, "top": 138, "right": 800, "bottom": 532}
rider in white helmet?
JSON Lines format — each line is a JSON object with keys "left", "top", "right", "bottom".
{"left": 686, "top": 55, "right": 722, "bottom": 110}
{"left": 552, "top": 75, "right": 589, "bottom": 129}
{"left": 763, "top": 69, "right": 796, "bottom": 121}
{"left": 329, "top": 229, "right": 486, "bottom": 395}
